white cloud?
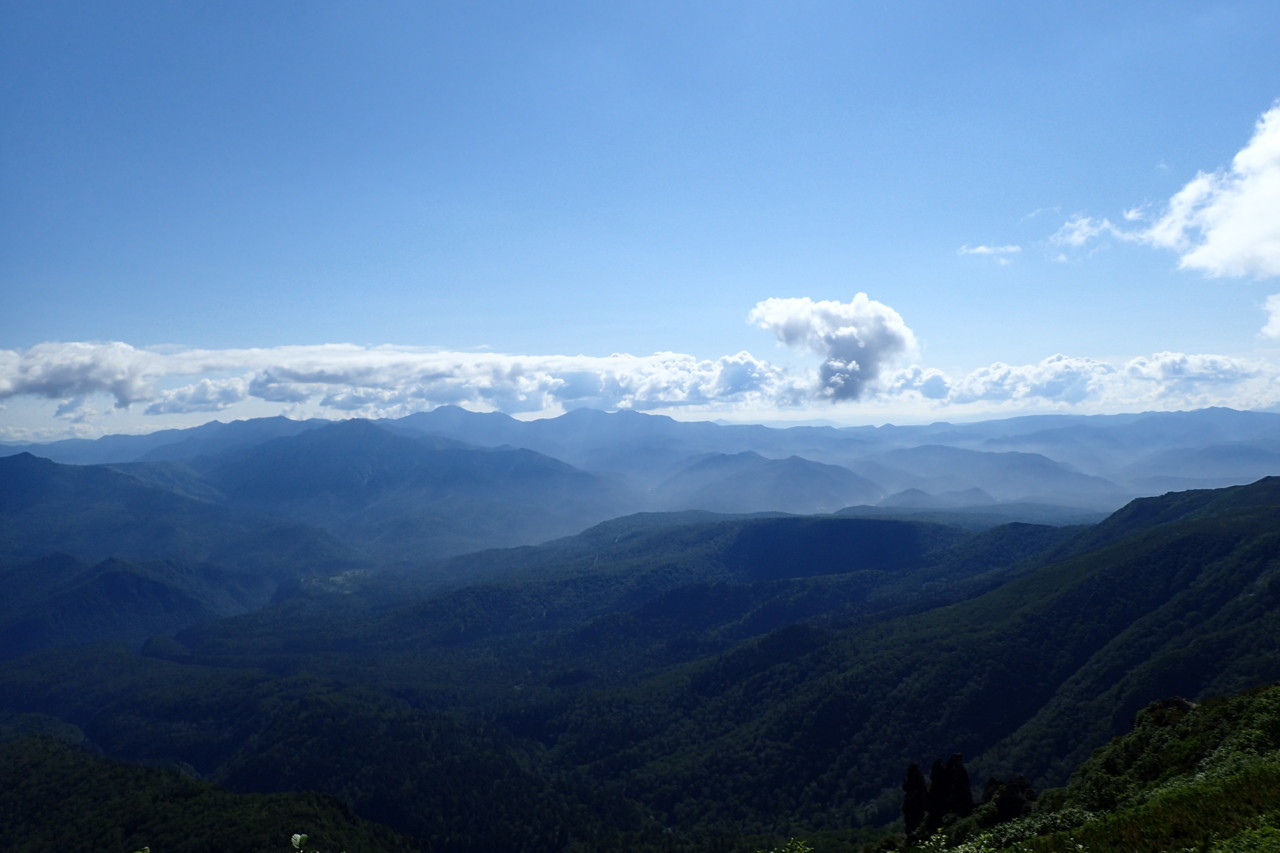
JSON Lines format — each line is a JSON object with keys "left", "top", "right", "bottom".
{"left": 958, "top": 244, "right": 1021, "bottom": 266}
{"left": 748, "top": 294, "right": 917, "bottom": 401}
{"left": 935, "top": 350, "right": 1272, "bottom": 412}
{"left": 0, "top": 341, "right": 807, "bottom": 421}
{"left": 1142, "top": 104, "right": 1280, "bottom": 278}
{"left": 1263, "top": 294, "right": 1280, "bottom": 340}
{"left": 1122, "top": 351, "right": 1256, "bottom": 387}
{"left": 1053, "top": 103, "right": 1280, "bottom": 282}
{"left": 145, "top": 377, "right": 249, "bottom": 415}
{"left": 949, "top": 355, "right": 1115, "bottom": 405}
{"left": 3, "top": 321, "right": 1276, "bottom": 436}
{"left": 959, "top": 245, "right": 1021, "bottom": 256}
{"left": 1, "top": 341, "right": 160, "bottom": 408}
{"left": 1050, "top": 215, "right": 1121, "bottom": 249}
{"left": 884, "top": 365, "right": 951, "bottom": 400}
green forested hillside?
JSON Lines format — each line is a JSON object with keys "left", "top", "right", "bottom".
{"left": 0, "top": 478, "right": 1277, "bottom": 851}
{"left": 902, "top": 683, "right": 1280, "bottom": 853}
{"left": 0, "top": 735, "right": 423, "bottom": 853}
{"left": 0, "top": 452, "right": 358, "bottom": 576}
{"left": 0, "top": 452, "right": 362, "bottom": 658}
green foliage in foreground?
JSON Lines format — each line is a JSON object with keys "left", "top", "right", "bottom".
{"left": 759, "top": 840, "right": 815, "bottom": 853}
{"left": 0, "top": 735, "right": 422, "bottom": 853}
{"left": 907, "top": 683, "right": 1280, "bottom": 853}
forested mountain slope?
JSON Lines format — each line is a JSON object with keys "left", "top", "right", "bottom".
{"left": 0, "top": 477, "right": 1276, "bottom": 850}
{"left": 909, "top": 682, "right": 1280, "bottom": 853}
{"left": 0, "top": 452, "right": 359, "bottom": 657}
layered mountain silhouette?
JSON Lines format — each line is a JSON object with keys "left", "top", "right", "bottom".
{"left": 2, "top": 408, "right": 1280, "bottom": 850}
{"left": 653, "top": 450, "right": 883, "bottom": 513}
{"left": 185, "top": 418, "right": 635, "bottom": 562}
{"left": 8, "top": 407, "right": 1279, "bottom": 518}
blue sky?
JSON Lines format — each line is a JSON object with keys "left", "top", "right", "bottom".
{"left": 3, "top": 1, "right": 1280, "bottom": 439}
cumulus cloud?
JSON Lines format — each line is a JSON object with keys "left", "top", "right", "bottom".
{"left": 1142, "top": 104, "right": 1280, "bottom": 278}
{"left": 748, "top": 294, "right": 917, "bottom": 401}
{"left": 0, "top": 341, "right": 159, "bottom": 408}
{"left": 145, "top": 377, "right": 249, "bottom": 415}
{"left": 0, "top": 341, "right": 805, "bottom": 420}
{"left": 884, "top": 365, "right": 951, "bottom": 400}
{"left": 937, "top": 351, "right": 1273, "bottom": 411}
{"left": 949, "top": 354, "right": 1115, "bottom": 405}
{"left": 3, "top": 326, "right": 1275, "bottom": 433}
{"left": 1053, "top": 103, "right": 1280, "bottom": 283}
{"left": 1122, "top": 351, "right": 1256, "bottom": 387}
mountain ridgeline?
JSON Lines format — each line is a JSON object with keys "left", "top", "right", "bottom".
{"left": 0, "top": 407, "right": 1278, "bottom": 851}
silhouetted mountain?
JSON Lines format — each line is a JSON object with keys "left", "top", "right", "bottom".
{"left": 7, "top": 406, "right": 1277, "bottom": 517}
{"left": 138, "top": 415, "right": 332, "bottom": 462}
{"left": 1112, "top": 440, "right": 1280, "bottom": 491}
{"left": 0, "top": 452, "right": 362, "bottom": 656}
{"left": 0, "top": 452, "right": 357, "bottom": 577}
{"left": 0, "top": 416, "right": 329, "bottom": 465}
{"left": 980, "top": 407, "right": 1280, "bottom": 473}
{"left": 190, "top": 419, "right": 637, "bottom": 561}
{"left": 652, "top": 451, "right": 883, "bottom": 513}
{"left": 387, "top": 405, "right": 527, "bottom": 447}
{"left": 862, "top": 444, "right": 1133, "bottom": 509}
{"left": 879, "top": 487, "right": 998, "bottom": 509}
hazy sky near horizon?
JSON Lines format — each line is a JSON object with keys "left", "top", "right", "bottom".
{"left": 4, "top": 1, "right": 1280, "bottom": 439}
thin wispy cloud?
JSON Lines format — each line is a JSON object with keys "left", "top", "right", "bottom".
{"left": 1049, "top": 216, "right": 1122, "bottom": 250}
{"left": 958, "top": 245, "right": 1021, "bottom": 265}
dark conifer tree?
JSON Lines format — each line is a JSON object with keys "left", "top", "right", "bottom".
{"left": 902, "top": 762, "right": 928, "bottom": 836}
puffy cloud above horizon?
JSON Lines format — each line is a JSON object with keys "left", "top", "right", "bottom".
{"left": 1143, "top": 103, "right": 1280, "bottom": 278}
{"left": 1054, "top": 103, "right": 1280, "bottom": 283}
{"left": 748, "top": 294, "right": 917, "bottom": 401}
{"left": 945, "top": 350, "right": 1273, "bottom": 411}
{"left": 950, "top": 354, "right": 1114, "bottom": 405}
{"left": 0, "top": 341, "right": 805, "bottom": 422}
{"left": 0, "top": 341, "right": 159, "bottom": 409}
{"left": 1, "top": 335, "right": 1276, "bottom": 439}
{"left": 144, "top": 377, "right": 249, "bottom": 415}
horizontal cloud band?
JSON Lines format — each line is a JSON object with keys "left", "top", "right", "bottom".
{"left": 0, "top": 342, "right": 807, "bottom": 418}
{"left": 2, "top": 340, "right": 1275, "bottom": 425}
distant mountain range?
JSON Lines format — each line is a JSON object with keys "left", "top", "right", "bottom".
{"left": 7, "top": 406, "right": 1280, "bottom": 514}
{"left": 2, "top": 406, "right": 1280, "bottom": 849}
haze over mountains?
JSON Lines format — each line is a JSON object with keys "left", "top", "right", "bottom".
{"left": 7, "top": 406, "right": 1280, "bottom": 508}
{"left": 2, "top": 406, "right": 1279, "bottom": 850}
